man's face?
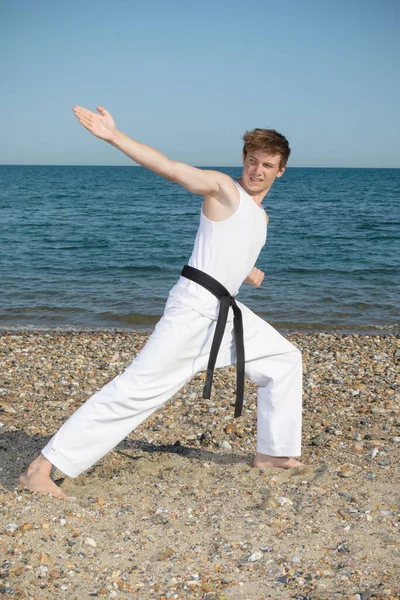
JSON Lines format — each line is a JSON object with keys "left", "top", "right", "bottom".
{"left": 241, "top": 150, "right": 285, "bottom": 194}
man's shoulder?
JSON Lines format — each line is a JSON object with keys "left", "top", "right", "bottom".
{"left": 202, "top": 175, "right": 240, "bottom": 220}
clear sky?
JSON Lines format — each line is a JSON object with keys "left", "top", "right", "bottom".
{"left": 0, "top": 0, "right": 399, "bottom": 167}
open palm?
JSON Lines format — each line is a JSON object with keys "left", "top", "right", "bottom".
{"left": 73, "top": 106, "right": 117, "bottom": 142}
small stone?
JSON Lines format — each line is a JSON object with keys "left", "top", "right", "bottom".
{"left": 339, "top": 467, "right": 355, "bottom": 478}
{"left": 391, "top": 436, "right": 400, "bottom": 443}
{"left": 219, "top": 441, "right": 232, "bottom": 450}
{"left": 1, "top": 404, "right": 17, "bottom": 414}
{"left": 368, "top": 447, "right": 379, "bottom": 460}
{"left": 84, "top": 537, "right": 97, "bottom": 548}
{"left": 359, "top": 591, "right": 373, "bottom": 600}
{"left": 224, "top": 423, "right": 237, "bottom": 434}
{"left": 277, "top": 496, "right": 293, "bottom": 506}
{"left": 260, "top": 497, "right": 280, "bottom": 509}
{"left": 36, "top": 565, "right": 48, "bottom": 578}
{"left": 40, "top": 553, "right": 50, "bottom": 564}
{"left": 352, "top": 443, "right": 363, "bottom": 453}
{"left": 337, "top": 542, "right": 350, "bottom": 553}
{"left": 156, "top": 548, "right": 175, "bottom": 561}
{"left": 49, "top": 568, "right": 62, "bottom": 578}
{"left": 311, "top": 433, "right": 331, "bottom": 447}
{"left": 155, "top": 507, "right": 169, "bottom": 514}
{"left": 247, "top": 551, "right": 263, "bottom": 562}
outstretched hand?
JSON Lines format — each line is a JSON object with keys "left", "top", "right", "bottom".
{"left": 72, "top": 106, "right": 117, "bottom": 142}
{"left": 244, "top": 267, "right": 265, "bottom": 287}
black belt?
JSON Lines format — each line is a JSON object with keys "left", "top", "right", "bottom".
{"left": 181, "top": 264, "right": 245, "bottom": 418}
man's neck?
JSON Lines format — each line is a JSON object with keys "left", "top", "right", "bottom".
{"left": 236, "top": 178, "right": 269, "bottom": 207}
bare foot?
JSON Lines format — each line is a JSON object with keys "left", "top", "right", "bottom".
{"left": 19, "top": 455, "right": 66, "bottom": 499}
{"left": 253, "top": 453, "right": 303, "bottom": 469}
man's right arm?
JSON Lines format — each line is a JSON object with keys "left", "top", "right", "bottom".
{"left": 73, "top": 105, "right": 237, "bottom": 210}
{"left": 110, "top": 129, "right": 232, "bottom": 199}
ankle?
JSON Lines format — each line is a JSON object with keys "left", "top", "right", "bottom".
{"left": 28, "top": 454, "right": 53, "bottom": 476}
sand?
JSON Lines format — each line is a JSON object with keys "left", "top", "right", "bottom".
{"left": 0, "top": 331, "right": 399, "bottom": 599}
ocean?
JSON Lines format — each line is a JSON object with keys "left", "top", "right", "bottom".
{"left": 0, "top": 165, "right": 399, "bottom": 334}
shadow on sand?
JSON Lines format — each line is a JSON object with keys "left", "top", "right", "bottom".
{"left": 0, "top": 429, "right": 251, "bottom": 492}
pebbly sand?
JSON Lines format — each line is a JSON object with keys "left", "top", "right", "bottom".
{"left": 0, "top": 331, "right": 399, "bottom": 600}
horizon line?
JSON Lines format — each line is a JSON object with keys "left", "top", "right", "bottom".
{"left": 1, "top": 164, "right": 399, "bottom": 170}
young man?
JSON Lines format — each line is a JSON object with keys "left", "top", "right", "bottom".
{"left": 20, "top": 107, "right": 303, "bottom": 499}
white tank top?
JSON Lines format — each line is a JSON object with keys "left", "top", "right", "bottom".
{"left": 168, "top": 179, "right": 267, "bottom": 319}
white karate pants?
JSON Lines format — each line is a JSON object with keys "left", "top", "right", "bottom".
{"left": 42, "top": 297, "right": 302, "bottom": 478}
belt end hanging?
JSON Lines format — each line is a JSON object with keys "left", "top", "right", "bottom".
{"left": 202, "top": 369, "right": 214, "bottom": 399}
{"left": 234, "top": 399, "right": 243, "bottom": 418}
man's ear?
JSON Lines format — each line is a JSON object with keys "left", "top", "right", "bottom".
{"left": 276, "top": 166, "right": 286, "bottom": 178}
{"left": 242, "top": 152, "right": 246, "bottom": 166}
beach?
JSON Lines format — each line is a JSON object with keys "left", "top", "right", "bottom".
{"left": 0, "top": 330, "right": 399, "bottom": 599}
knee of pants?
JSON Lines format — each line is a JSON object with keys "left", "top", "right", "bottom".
{"left": 288, "top": 347, "right": 303, "bottom": 373}
{"left": 246, "top": 346, "right": 302, "bottom": 387}
{"left": 291, "top": 347, "right": 302, "bottom": 364}
{"left": 111, "top": 361, "right": 187, "bottom": 402}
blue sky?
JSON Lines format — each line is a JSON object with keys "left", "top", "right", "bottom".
{"left": 0, "top": 0, "right": 399, "bottom": 167}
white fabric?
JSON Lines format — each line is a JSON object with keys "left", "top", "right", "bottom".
{"left": 42, "top": 178, "right": 302, "bottom": 478}
{"left": 168, "top": 180, "right": 267, "bottom": 320}
{"left": 42, "top": 296, "right": 302, "bottom": 478}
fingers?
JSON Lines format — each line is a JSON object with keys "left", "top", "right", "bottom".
{"left": 96, "top": 106, "right": 109, "bottom": 116}
{"left": 72, "top": 108, "right": 96, "bottom": 134}
{"left": 79, "top": 117, "right": 93, "bottom": 131}
{"left": 72, "top": 106, "right": 96, "bottom": 119}
{"left": 244, "top": 267, "right": 265, "bottom": 287}
{"left": 255, "top": 275, "right": 264, "bottom": 287}
{"left": 72, "top": 106, "right": 100, "bottom": 135}
{"left": 254, "top": 268, "right": 265, "bottom": 287}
